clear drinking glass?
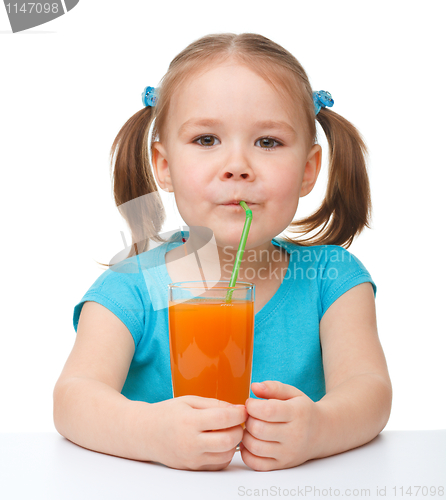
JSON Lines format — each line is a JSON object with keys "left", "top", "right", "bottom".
{"left": 168, "top": 280, "right": 255, "bottom": 405}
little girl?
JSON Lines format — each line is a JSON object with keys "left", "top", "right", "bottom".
{"left": 54, "top": 33, "right": 392, "bottom": 472}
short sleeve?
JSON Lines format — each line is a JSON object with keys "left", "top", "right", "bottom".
{"left": 73, "top": 267, "right": 148, "bottom": 347}
{"left": 320, "top": 246, "right": 376, "bottom": 318}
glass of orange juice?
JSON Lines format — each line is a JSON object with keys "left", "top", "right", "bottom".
{"left": 168, "top": 281, "right": 255, "bottom": 405}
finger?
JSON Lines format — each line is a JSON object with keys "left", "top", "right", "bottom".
{"left": 200, "top": 424, "right": 244, "bottom": 453}
{"left": 242, "top": 428, "right": 280, "bottom": 459}
{"left": 244, "top": 415, "right": 282, "bottom": 442}
{"left": 197, "top": 405, "right": 248, "bottom": 431}
{"left": 240, "top": 439, "right": 280, "bottom": 472}
{"left": 179, "top": 395, "right": 235, "bottom": 410}
{"left": 196, "top": 462, "right": 232, "bottom": 471}
{"left": 251, "top": 381, "right": 306, "bottom": 400}
{"left": 196, "top": 452, "right": 235, "bottom": 471}
{"left": 245, "top": 398, "right": 292, "bottom": 423}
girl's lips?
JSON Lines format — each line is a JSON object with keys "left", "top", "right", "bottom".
{"left": 221, "top": 203, "right": 256, "bottom": 209}
{"left": 220, "top": 203, "right": 257, "bottom": 213}
{"left": 221, "top": 202, "right": 256, "bottom": 206}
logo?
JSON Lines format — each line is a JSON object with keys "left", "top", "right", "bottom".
{"left": 3, "top": 0, "right": 79, "bottom": 33}
{"left": 106, "top": 192, "right": 223, "bottom": 311}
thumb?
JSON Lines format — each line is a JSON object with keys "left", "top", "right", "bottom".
{"left": 251, "top": 381, "right": 306, "bottom": 400}
{"left": 178, "top": 395, "right": 235, "bottom": 409}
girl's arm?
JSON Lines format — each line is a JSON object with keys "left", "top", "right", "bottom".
{"left": 313, "top": 281, "right": 392, "bottom": 458}
{"left": 240, "top": 282, "right": 392, "bottom": 471}
{"left": 53, "top": 301, "right": 246, "bottom": 470}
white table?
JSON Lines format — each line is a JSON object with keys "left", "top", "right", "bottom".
{"left": 1, "top": 431, "right": 445, "bottom": 499}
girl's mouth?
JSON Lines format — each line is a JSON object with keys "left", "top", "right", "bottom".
{"left": 221, "top": 201, "right": 256, "bottom": 207}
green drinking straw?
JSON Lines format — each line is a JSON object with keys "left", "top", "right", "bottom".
{"left": 225, "top": 201, "right": 253, "bottom": 303}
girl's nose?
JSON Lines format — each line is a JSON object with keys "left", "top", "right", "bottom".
{"left": 223, "top": 170, "right": 251, "bottom": 179}
{"left": 221, "top": 147, "right": 255, "bottom": 181}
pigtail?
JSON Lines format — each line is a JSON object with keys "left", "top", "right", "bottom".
{"left": 286, "top": 108, "right": 372, "bottom": 249}
{"left": 96, "top": 106, "right": 167, "bottom": 268}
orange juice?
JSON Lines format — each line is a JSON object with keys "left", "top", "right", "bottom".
{"left": 168, "top": 298, "right": 254, "bottom": 405}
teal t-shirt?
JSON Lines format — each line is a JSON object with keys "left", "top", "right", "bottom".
{"left": 73, "top": 231, "right": 376, "bottom": 403}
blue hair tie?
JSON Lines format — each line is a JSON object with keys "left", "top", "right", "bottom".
{"left": 142, "top": 86, "right": 158, "bottom": 107}
{"left": 313, "top": 90, "right": 334, "bottom": 115}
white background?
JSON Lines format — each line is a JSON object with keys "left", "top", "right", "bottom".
{"left": 1, "top": 1, "right": 445, "bottom": 432}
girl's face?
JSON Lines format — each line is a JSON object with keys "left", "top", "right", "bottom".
{"left": 153, "top": 60, "right": 321, "bottom": 250}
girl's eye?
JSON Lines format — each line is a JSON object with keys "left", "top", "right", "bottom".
{"left": 195, "top": 135, "right": 220, "bottom": 147}
{"left": 256, "top": 137, "right": 281, "bottom": 150}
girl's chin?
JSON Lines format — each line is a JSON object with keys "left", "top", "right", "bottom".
{"left": 187, "top": 222, "right": 257, "bottom": 250}
{"left": 213, "top": 236, "right": 240, "bottom": 250}
{"left": 185, "top": 227, "right": 240, "bottom": 250}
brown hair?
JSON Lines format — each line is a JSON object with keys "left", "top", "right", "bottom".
{"left": 99, "top": 32, "right": 371, "bottom": 267}
{"left": 284, "top": 108, "right": 371, "bottom": 248}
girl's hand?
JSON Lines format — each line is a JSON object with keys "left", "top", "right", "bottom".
{"left": 150, "top": 396, "right": 247, "bottom": 471}
{"left": 240, "top": 381, "right": 320, "bottom": 471}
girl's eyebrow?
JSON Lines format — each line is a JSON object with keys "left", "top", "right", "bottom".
{"left": 178, "top": 118, "right": 297, "bottom": 138}
{"left": 178, "top": 118, "right": 221, "bottom": 136}
{"left": 255, "top": 119, "right": 297, "bottom": 138}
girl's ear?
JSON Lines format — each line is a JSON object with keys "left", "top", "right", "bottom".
{"left": 300, "top": 144, "right": 322, "bottom": 197}
{"left": 152, "top": 142, "right": 174, "bottom": 192}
